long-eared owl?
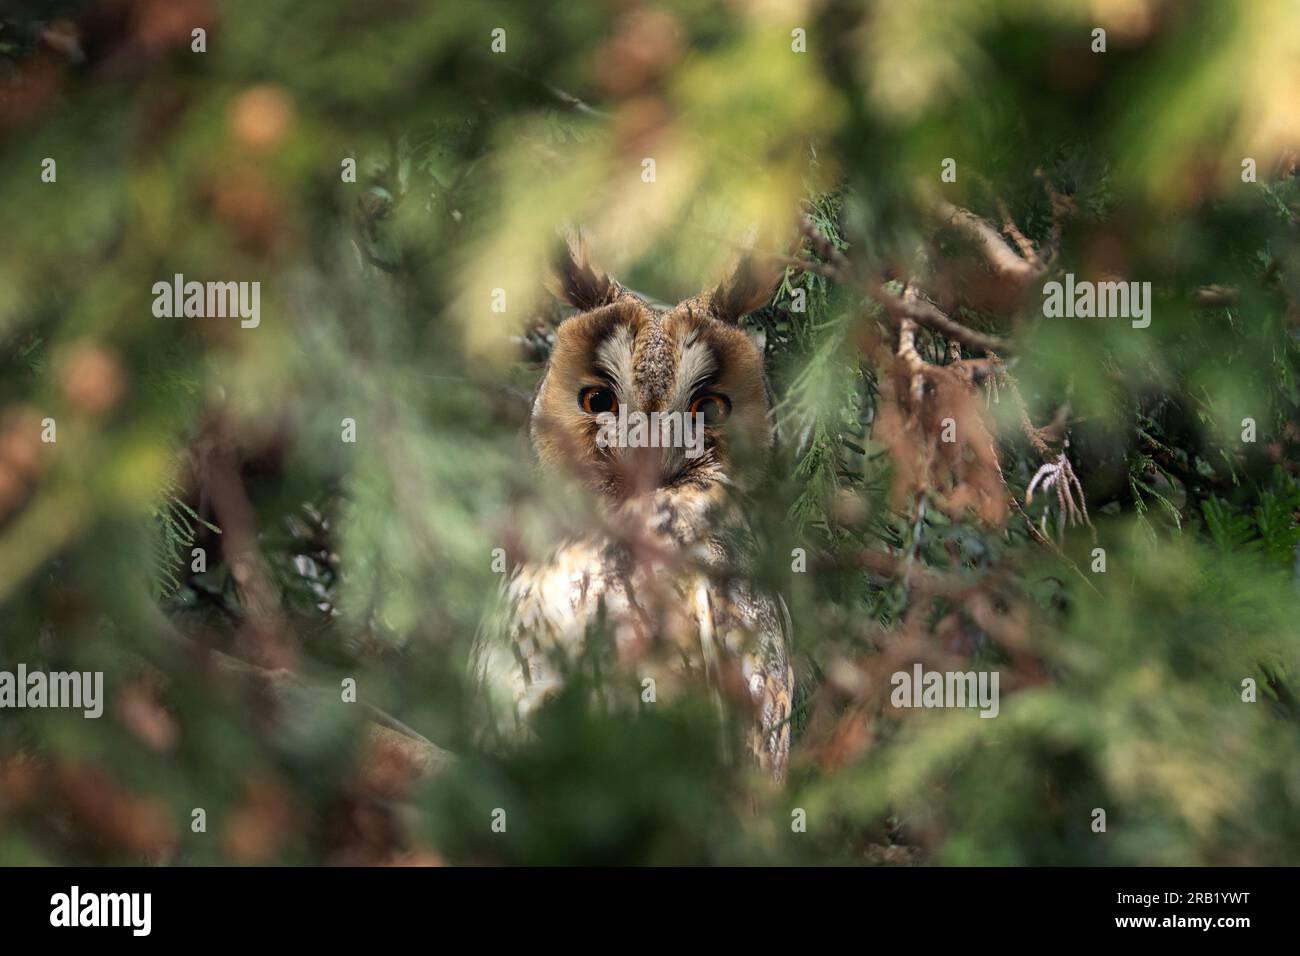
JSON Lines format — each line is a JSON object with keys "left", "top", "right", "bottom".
{"left": 470, "top": 239, "right": 794, "bottom": 781}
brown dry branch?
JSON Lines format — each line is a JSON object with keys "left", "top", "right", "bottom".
{"left": 978, "top": 366, "right": 1099, "bottom": 591}
{"left": 872, "top": 284, "right": 1011, "bottom": 354}
{"left": 872, "top": 314, "right": 1009, "bottom": 527}
{"left": 797, "top": 212, "right": 854, "bottom": 280}
{"left": 794, "top": 212, "right": 1011, "bottom": 354}
{"left": 797, "top": 194, "right": 1100, "bottom": 580}
{"left": 1193, "top": 284, "right": 1240, "bottom": 307}
{"left": 798, "top": 580, "right": 1046, "bottom": 777}
{"left": 969, "top": 168, "right": 1073, "bottom": 275}
{"left": 897, "top": 316, "right": 926, "bottom": 404}
{"left": 996, "top": 195, "right": 1041, "bottom": 267}
{"left": 141, "top": 599, "right": 454, "bottom": 779}
{"left": 1009, "top": 495, "right": 1100, "bottom": 594}
{"left": 842, "top": 547, "right": 1003, "bottom": 598}
{"left": 934, "top": 199, "right": 1045, "bottom": 286}
{"left": 773, "top": 253, "right": 841, "bottom": 282}
{"left": 197, "top": 416, "right": 297, "bottom": 671}
{"left": 989, "top": 362, "right": 1094, "bottom": 542}
{"left": 1032, "top": 169, "right": 1074, "bottom": 265}
{"left": 986, "top": 354, "right": 1063, "bottom": 455}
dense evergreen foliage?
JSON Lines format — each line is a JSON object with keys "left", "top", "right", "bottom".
{"left": 1, "top": 0, "right": 1298, "bottom": 864}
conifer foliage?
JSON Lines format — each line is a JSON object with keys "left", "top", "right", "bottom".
{"left": 1, "top": 1, "right": 1298, "bottom": 865}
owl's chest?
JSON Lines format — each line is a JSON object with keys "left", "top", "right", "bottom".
{"left": 501, "top": 534, "right": 784, "bottom": 728}
{"left": 509, "top": 540, "right": 718, "bottom": 667}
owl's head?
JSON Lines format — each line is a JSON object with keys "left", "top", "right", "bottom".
{"left": 531, "top": 241, "right": 779, "bottom": 500}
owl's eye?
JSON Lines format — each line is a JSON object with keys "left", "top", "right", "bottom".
{"left": 689, "top": 393, "right": 731, "bottom": 425}
{"left": 579, "top": 385, "right": 619, "bottom": 415}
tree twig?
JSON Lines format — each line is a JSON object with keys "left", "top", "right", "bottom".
{"left": 872, "top": 285, "right": 1011, "bottom": 354}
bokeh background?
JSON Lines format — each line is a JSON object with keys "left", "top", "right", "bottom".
{"left": 1, "top": 0, "right": 1298, "bottom": 865}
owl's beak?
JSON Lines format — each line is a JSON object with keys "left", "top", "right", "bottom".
{"left": 620, "top": 441, "right": 710, "bottom": 495}
{"left": 622, "top": 443, "right": 670, "bottom": 493}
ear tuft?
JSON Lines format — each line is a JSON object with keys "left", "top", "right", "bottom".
{"left": 552, "top": 233, "right": 623, "bottom": 312}
{"left": 710, "top": 251, "right": 782, "bottom": 324}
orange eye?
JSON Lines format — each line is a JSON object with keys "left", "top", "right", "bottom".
{"left": 689, "top": 393, "right": 731, "bottom": 425}
{"left": 579, "top": 385, "right": 618, "bottom": 415}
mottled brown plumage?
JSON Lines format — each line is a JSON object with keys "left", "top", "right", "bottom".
{"left": 471, "top": 240, "right": 793, "bottom": 781}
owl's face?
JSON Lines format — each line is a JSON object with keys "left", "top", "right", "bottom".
{"left": 531, "top": 245, "right": 778, "bottom": 501}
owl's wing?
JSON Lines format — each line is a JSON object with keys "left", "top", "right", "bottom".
{"left": 707, "top": 579, "right": 794, "bottom": 784}
{"left": 468, "top": 558, "right": 587, "bottom": 748}
{"left": 468, "top": 573, "right": 544, "bottom": 748}
{"left": 472, "top": 551, "right": 795, "bottom": 782}
{"left": 750, "top": 592, "right": 795, "bottom": 783}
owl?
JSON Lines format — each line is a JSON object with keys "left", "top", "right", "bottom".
{"left": 470, "top": 240, "right": 794, "bottom": 781}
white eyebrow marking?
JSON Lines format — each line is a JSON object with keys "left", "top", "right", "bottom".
{"left": 671, "top": 330, "right": 717, "bottom": 411}
{"left": 595, "top": 324, "right": 637, "bottom": 407}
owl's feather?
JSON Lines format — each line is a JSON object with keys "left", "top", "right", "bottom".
{"left": 471, "top": 246, "right": 792, "bottom": 780}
